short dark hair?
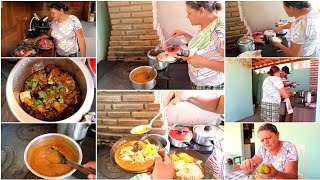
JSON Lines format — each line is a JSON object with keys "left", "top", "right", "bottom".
{"left": 283, "top": 1, "right": 311, "bottom": 10}
{"left": 258, "top": 123, "right": 278, "bottom": 134}
{"left": 186, "top": 1, "right": 222, "bottom": 12}
{"left": 50, "top": 2, "right": 69, "bottom": 12}
{"left": 267, "top": 66, "right": 280, "bottom": 76}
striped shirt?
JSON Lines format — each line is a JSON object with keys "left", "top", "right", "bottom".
{"left": 188, "top": 17, "right": 225, "bottom": 86}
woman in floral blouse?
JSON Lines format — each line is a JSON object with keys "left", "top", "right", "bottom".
{"left": 240, "top": 123, "right": 298, "bottom": 179}
{"left": 28, "top": 2, "right": 86, "bottom": 57}
{"left": 273, "top": 1, "right": 320, "bottom": 57}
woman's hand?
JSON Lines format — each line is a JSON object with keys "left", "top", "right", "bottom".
{"left": 164, "top": 91, "right": 191, "bottom": 106}
{"left": 182, "top": 56, "right": 208, "bottom": 68}
{"left": 256, "top": 164, "right": 279, "bottom": 179}
{"left": 274, "top": 26, "right": 283, "bottom": 33}
{"left": 25, "top": 38, "right": 38, "bottom": 45}
{"left": 152, "top": 154, "right": 175, "bottom": 180}
{"left": 271, "top": 40, "right": 283, "bottom": 48}
{"left": 240, "top": 159, "right": 257, "bottom": 174}
{"left": 83, "top": 161, "right": 96, "bottom": 179}
{"left": 171, "top": 29, "right": 193, "bottom": 41}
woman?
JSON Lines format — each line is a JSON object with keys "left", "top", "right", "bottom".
{"left": 172, "top": 1, "right": 224, "bottom": 90}
{"left": 272, "top": 1, "right": 320, "bottom": 57}
{"left": 27, "top": 2, "right": 86, "bottom": 57}
{"left": 240, "top": 123, "right": 298, "bottom": 179}
{"left": 261, "top": 66, "right": 295, "bottom": 122}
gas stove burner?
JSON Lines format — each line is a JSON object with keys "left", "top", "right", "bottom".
{"left": 98, "top": 155, "right": 133, "bottom": 179}
{"left": 1, "top": 145, "right": 15, "bottom": 174}
{"left": 16, "top": 125, "right": 44, "bottom": 140}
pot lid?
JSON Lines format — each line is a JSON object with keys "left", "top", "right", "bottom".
{"left": 238, "top": 36, "right": 253, "bottom": 44}
{"left": 169, "top": 127, "right": 192, "bottom": 141}
{"left": 156, "top": 52, "right": 176, "bottom": 63}
{"left": 193, "top": 125, "right": 220, "bottom": 138}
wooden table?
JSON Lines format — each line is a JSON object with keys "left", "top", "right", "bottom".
{"left": 36, "top": 48, "right": 55, "bottom": 57}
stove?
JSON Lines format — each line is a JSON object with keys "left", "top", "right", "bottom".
{"left": 170, "top": 139, "right": 214, "bottom": 154}
{"left": 97, "top": 60, "right": 191, "bottom": 90}
{"left": 1, "top": 124, "right": 96, "bottom": 179}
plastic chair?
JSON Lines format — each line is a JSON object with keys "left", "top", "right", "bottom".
{"left": 295, "top": 144, "right": 305, "bottom": 179}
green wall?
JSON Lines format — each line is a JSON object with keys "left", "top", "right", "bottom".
{"left": 225, "top": 59, "right": 254, "bottom": 122}
{"left": 225, "top": 123, "right": 244, "bottom": 158}
{"left": 253, "top": 64, "right": 310, "bottom": 104}
{"left": 253, "top": 123, "right": 320, "bottom": 179}
{"left": 97, "top": 1, "right": 110, "bottom": 63}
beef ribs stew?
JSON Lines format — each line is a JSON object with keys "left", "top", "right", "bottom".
{"left": 19, "top": 65, "right": 81, "bottom": 121}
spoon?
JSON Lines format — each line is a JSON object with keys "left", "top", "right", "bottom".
{"left": 131, "top": 105, "right": 171, "bottom": 134}
{"left": 45, "top": 146, "right": 96, "bottom": 175}
{"left": 146, "top": 61, "right": 158, "bottom": 80}
{"left": 154, "top": 36, "right": 175, "bottom": 52}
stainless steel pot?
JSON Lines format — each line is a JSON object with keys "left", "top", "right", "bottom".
{"left": 146, "top": 134, "right": 170, "bottom": 154}
{"left": 193, "top": 125, "right": 220, "bottom": 146}
{"left": 275, "top": 22, "right": 288, "bottom": 35}
{"left": 168, "top": 127, "right": 192, "bottom": 148}
{"left": 147, "top": 49, "right": 168, "bottom": 70}
{"left": 6, "top": 58, "right": 95, "bottom": 123}
{"left": 304, "top": 91, "right": 316, "bottom": 103}
{"left": 129, "top": 66, "right": 157, "bottom": 90}
{"left": 24, "top": 133, "right": 83, "bottom": 179}
{"left": 57, "top": 123, "right": 91, "bottom": 141}
{"left": 237, "top": 36, "right": 255, "bottom": 53}
{"left": 298, "top": 90, "right": 305, "bottom": 98}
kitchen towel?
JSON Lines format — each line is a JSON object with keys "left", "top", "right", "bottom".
{"left": 285, "top": 98, "right": 293, "bottom": 114}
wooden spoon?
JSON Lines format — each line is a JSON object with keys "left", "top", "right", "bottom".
{"left": 145, "top": 61, "right": 158, "bottom": 80}
{"left": 45, "top": 146, "right": 96, "bottom": 175}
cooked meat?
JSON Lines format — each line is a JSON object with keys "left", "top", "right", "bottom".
{"left": 132, "top": 141, "right": 143, "bottom": 152}
{"left": 20, "top": 65, "right": 81, "bottom": 121}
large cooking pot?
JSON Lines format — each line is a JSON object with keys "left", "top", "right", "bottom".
{"left": 193, "top": 125, "right": 220, "bottom": 146}
{"left": 129, "top": 66, "right": 157, "bottom": 90}
{"left": 147, "top": 49, "right": 168, "bottom": 70}
{"left": 237, "top": 35, "right": 255, "bottom": 53}
{"left": 57, "top": 123, "right": 91, "bottom": 141}
{"left": 6, "top": 58, "right": 94, "bottom": 123}
{"left": 169, "top": 126, "right": 193, "bottom": 148}
{"left": 24, "top": 133, "right": 83, "bottom": 179}
{"left": 146, "top": 134, "right": 170, "bottom": 154}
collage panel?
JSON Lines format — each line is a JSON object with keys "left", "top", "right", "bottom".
{"left": 1, "top": 123, "right": 96, "bottom": 179}
{"left": 96, "top": 90, "right": 224, "bottom": 179}
{"left": 1, "top": 58, "right": 96, "bottom": 122}
{"left": 225, "top": 122, "right": 320, "bottom": 179}
{"left": 97, "top": 1, "right": 225, "bottom": 90}
{"left": 226, "top": 1, "right": 320, "bottom": 58}
{"left": 225, "top": 58, "right": 319, "bottom": 122}
{"left": 1, "top": 1, "right": 96, "bottom": 58}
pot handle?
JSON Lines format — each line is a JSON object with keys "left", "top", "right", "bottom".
{"left": 183, "top": 141, "right": 194, "bottom": 148}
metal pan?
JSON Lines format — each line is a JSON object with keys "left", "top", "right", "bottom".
{"left": 11, "top": 45, "right": 39, "bottom": 57}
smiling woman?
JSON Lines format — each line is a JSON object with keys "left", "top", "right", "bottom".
{"left": 240, "top": 123, "right": 299, "bottom": 179}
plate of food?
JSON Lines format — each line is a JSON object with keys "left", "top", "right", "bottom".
{"left": 37, "top": 39, "right": 54, "bottom": 50}
{"left": 110, "top": 135, "right": 164, "bottom": 173}
{"left": 169, "top": 149, "right": 210, "bottom": 179}
{"left": 11, "top": 45, "right": 39, "bottom": 57}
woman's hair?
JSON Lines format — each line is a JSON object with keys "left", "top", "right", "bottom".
{"left": 50, "top": 2, "right": 69, "bottom": 12}
{"left": 186, "top": 1, "right": 222, "bottom": 12}
{"left": 267, "top": 66, "right": 280, "bottom": 76}
{"left": 283, "top": 1, "right": 311, "bottom": 10}
{"left": 258, "top": 123, "right": 279, "bottom": 134}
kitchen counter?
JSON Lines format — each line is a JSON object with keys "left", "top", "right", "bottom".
{"left": 292, "top": 101, "right": 316, "bottom": 122}
{"left": 36, "top": 48, "right": 55, "bottom": 57}
{"left": 97, "top": 60, "right": 191, "bottom": 90}
{"left": 226, "top": 34, "right": 288, "bottom": 57}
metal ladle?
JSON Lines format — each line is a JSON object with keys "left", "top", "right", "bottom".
{"left": 45, "top": 146, "right": 96, "bottom": 175}
{"left": 130, "top": 104, "right": 171, "bottom": 134}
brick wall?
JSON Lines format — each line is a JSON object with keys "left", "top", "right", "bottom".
{"left": 97, "top": 91, "right": 165, "bottom": 143}
{"left": 226, "top": 1, "right": 248, "bottom": 50}
{"left": 107, "top": 1, "right": 160, "bottom": 61}
{"left": 309, "top": 59, "right": 318, "bottom": 92}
